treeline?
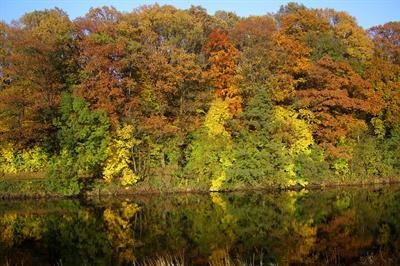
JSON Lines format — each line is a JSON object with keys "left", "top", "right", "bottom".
{"left": 0, "top": 3, "right": 399, "bottom": 194}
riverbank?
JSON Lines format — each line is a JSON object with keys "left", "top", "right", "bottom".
{"left": 85, "top": 176, "right": 400, "bottom": 197}
{"left": 0, "top": 179, "right": 63, "bottom": 200}
{"left": 1, "top": 173, "right": 400, "bottom": 200}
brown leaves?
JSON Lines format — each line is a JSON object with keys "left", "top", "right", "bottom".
{"left": 231, "top": 16, "right": 277, "bottom": 48}
{"left": 140, "top": 115, "right": 180, "bottom": 138}
{"left": 204, "top": 31, "right": 242, "bottom": 116}
{"left": 75, "top": 9, "right": 128, "bottom": 124}
{"left": 369, "top": 22, "right": 400, "bottom": 65}
{"left": 0, "top": 9, "right": 78, "bottom": 147}
{"left": 293, "top": 56, "right": 384, "bottom": 156}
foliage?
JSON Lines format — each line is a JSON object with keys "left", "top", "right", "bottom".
{"left": 0, "top": 144, "right": 48, "bottom": 174}
{"left": 294, "top": 145, "right": 331, "bottom": 182}
{"left": 272, "top": 106, "right": 313, "bottom": 156}
{"left": 0, "top": 4, "right": 399, "bottom": 192}
{"left": 0, "top": 8, "right": 79, "bottom": 147}
{"left": 103, "top": 124, "right": 140, "bottom": 186}
{"left": 369, "top": 21, "right": 400, "bottom": 65}
{"left": 185, "top": 99, "right": 234, "bottom": 191}
{"left": 228, "top": 88, "right": 293, "bottom": 187}
{"left": 49, "top": 93, "right": 109, "bottom": 190}
{"left": 382, "top": 126, "right": 400, "bottom": 173}
{"left": 350, "top": 136, "right": 393, "bottom": 178}
{"left": 229, "top": 88, "right": 315, "bottom": 187}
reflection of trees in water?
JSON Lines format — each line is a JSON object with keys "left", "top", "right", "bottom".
{"left": 103, "top": 202, "right": 141, "bottom": 263}
{"left": 0, "top": 188, "right": 400, "bottom": 265}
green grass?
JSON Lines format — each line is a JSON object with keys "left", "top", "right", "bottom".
{"left": 0, "top": 173, "right": 63, "bottom": 199}
{"left": 1, "top": 171, "right": 46, "bottom": 180}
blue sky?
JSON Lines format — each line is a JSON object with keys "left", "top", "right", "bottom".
{"left": 0, "top": 0, "right": 399, "bottom": 28}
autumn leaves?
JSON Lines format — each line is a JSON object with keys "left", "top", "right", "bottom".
{"left": 0, "top": 4, "right": 399, "bottom": 192}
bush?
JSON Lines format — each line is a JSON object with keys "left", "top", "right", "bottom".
{"left": 295, "top": 145, "right": 331, "bottom": 184}
{"left": 350, "top": 136, "right": 393, "bottom": 178}
{"left": 0, "top": 144, "right": 49, "bottom": 174}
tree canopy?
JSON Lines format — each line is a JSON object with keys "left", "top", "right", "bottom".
{"left": 0, "top": 3, "right": 399, "bottom": 192}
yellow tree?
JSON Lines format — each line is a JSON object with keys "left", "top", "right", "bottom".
{"left": 103, "top": 124, "right": 141, "bottom": 186}
{"left": 185, "top": 31, "right": 242, "bottom": 191}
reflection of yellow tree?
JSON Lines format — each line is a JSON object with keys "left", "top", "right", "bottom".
{"left": 0, "top": 214, "right": 44, "bottom": 248}
{"left": 280, "top": 190, "right": 317, "bottom": 265}
{"left": 0, "top": 214, "right": 17, "bottom": 247}
{"left": 209, "top": 193, "right": 237, "bottom": 265}
{"left": 103, "top": 202, "right": 141, "bottom": 263}
{"left": 281, "top": 219, "right": 317, "bottom": 265}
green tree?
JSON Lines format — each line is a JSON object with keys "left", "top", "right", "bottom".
{"left": 49, "top": 93, "right": 109, "bottom": 194}
{"left": 228, "top": 88, "right": 294, "bottom": 187}
{"left": 350, "top": 136, "right": 393, "bottom": 178}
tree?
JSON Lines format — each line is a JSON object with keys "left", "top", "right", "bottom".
{"left": 183, "top": 31, "right": 245, "bottom": 190}
{"left": 103, "top": 124, "right": 140, "bottom": 186}
{"left": 231, "top": 15, "right": 277, "bottom": 49}
{"left": 294, "top": 56, "right": 384, "bottom": 158}
{"left": 369, "top": 22, "right": 400, "bottom": 65}
{"left": 184, "top": 98, "right": 234, "bottom": 191}
{"left": 229, "top": 88, "right": 293, "bottom": 186}
{"left": 75, "top": 7, "right": 129, "bottom": 124}
{"left": 365, "top": 57, "right": 400, "bottom": 128}
{"left": 229, "top": 88, "right": 313, "bottom": 187}
{"left": 52, "top": 93, "right": 110, "bottom": 181}
{"left": 0, "top": 9, "right": 78, "bottom": 147}
{"left": 277, "top": 6, "right": 373, "bottom": 62}
{"left": 327, "top": 10, "right": 373, "bottom": 61}
{"left": 265, "top": 32, "right": 311, "bottom": 102}
{"left": 204, "top": 30, "right": 242, "bottom": 116}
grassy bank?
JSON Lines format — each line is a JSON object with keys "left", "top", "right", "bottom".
{"left": 0, "top": 179, "right": 58, "bottom": 199}
{"left": 1, "top": 172, "right": 400, "bottom": 200}
{"left": 83, "top": 175, "right": 400, "bottom": 198}
{"left": 0, "top": 172, "right": 65, "bottom": 199}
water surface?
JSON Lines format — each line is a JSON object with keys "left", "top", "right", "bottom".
{"left": 1, "top": 186, "right": 400, "bottom": 265}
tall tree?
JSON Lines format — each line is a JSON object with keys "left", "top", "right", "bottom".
{"left": 75, "top": 7, "right": 129, "bottom": 124}
{"left": 294, "top": 56, "right": 384, "bottom": 157}
{"left": 204, "top": 30, "right": 242, "bottom": 116}
{"left": 369, "top": 21, "right": 400, "bottom": 65}
{"left": 0, "top": 8, "right": 78, "bottom": 147}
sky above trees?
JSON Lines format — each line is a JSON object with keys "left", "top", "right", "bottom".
{"left": 0, "top": 0, "right": 399, "bottom": 28}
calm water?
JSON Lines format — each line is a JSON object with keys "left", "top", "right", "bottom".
{"left": 1, "top": 186, "right": 400, "bottom": 265}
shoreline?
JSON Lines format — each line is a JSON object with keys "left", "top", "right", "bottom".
{"left": 1, "top": 176, "right": 399, "bottom": 200}
{"left": 87, "top": 178, "right": 400, "bottom": 197}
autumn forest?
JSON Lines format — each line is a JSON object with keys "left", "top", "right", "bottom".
{"left": 0, "top": 3, "right": 400, "bottom": 196}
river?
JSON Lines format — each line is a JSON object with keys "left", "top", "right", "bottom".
{"left": 1, "top": 185, "right": 399, "bottom": 265}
